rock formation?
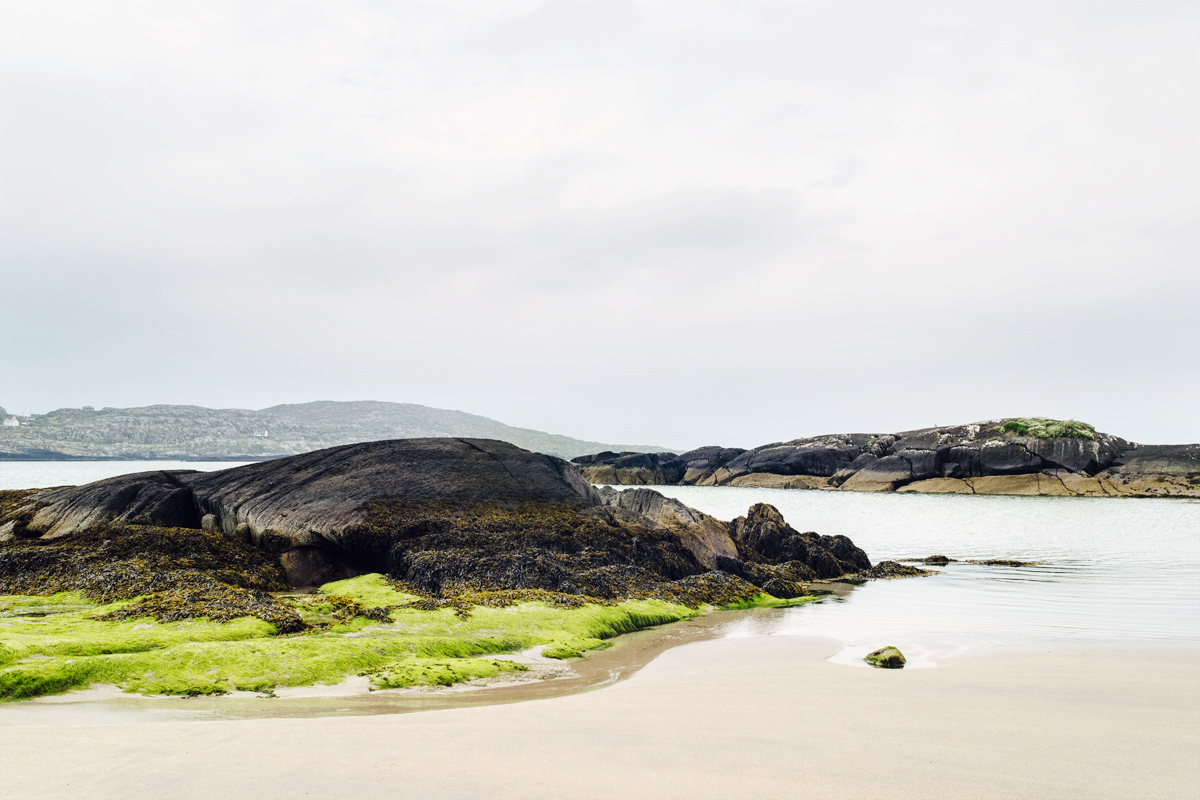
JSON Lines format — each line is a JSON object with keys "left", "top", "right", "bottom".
{"left": 0, "top": 438, "right": 875, "bottom": 595}
{"left": 571, "top": 419, "right": 1200, "bottom": 498}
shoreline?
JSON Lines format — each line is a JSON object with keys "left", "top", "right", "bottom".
{"left": 1, "top": 635, "right": 1196, "bottom": 799}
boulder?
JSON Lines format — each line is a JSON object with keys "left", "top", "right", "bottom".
{"left": 720, "top": 435, "right": 879, "bottom": 481}
{"left": 1, "top": 471, "right": 201, "bottom": 540}
{"left": 1, "top": 438, "right": 880, "bottom": 596}
{"left": 728, "top": 503, "right": 871, "bottom": 579}
{"left": 570, "top": 451, "right": 685, "bottom": 485}
{"left": 906, "top": 555, "right": 955, "bottom": 565}
{"left": 189, "top": 438, "right": 601, "bottom": 548}
{"left": 596, "top": 486, "right": 739, "bottom": 569}
{"left": 675, "top": 446, "right": 747, "bottom": 484}
{"left": 856, "top": 561, "right": 933, "bottom": 579}
{"left": 864, "top": 646, "right": 906, "bottom": 669}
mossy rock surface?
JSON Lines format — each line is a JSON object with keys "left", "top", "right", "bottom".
{"left": 864, "top": 646, "right": 906, "bottom": 669}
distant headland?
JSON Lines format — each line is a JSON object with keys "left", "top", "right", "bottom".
{"left": 0, "top": 401, "right": 664, "bottom": 461}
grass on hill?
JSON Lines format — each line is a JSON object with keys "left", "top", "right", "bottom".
{"left": 999, "top": 418, "right": 1096, "bottom": 440}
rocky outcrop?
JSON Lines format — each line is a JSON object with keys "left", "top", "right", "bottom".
{"left": 6, "top": 471, "right": 202, "bottom": 539}
{"left": 569, "top": 452, "right": 686, "bottom": 486}
{"left": 0, "top": 438, "right": 877, "bottom": 595}
{"left": 571, "top": 446, "right": 747, "bottom": 486}
{"left": 715, "top": 503, "right": 872, "bottom": 597}
{"left": 573, "top": 420, "right": 1200, "bottom": 498}
{"left": 595, "top": 486, "right": 738, "bottom": 569}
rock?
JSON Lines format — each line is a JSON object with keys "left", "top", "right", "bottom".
{"left": 675, "top": 446, "right": 747, "bottom": 484}
{"left": 10, "top": 471, "right": 202, "bottom": 539}
{"left": 596, "top": 487, "right": 739, "bottom": 569}
{"left": 904, "top": 555, "right": 955, "bottom": 565}
{"left": 856, "top": 561, "right": 933, "bottom": 579}
{"left": 570, "top": 451, "right": 685, "bottom": 485}
{"left": 719, "top": 435, "right": 880, "bottom": 482}
{"left": 864, "top": 646, "right": 906, "bottom": 669}
{"left": 278, "top": 546, "right": 358, "bottom": 587}
{"left": 967, "top": 559, "right": 1036, "bottom": 567}
{"left": 190, "top": 437, "right": 602, "bottom": 538}
{"left": 724, "top": 473, "right": 834, "bottom": 490}
{"left": 728, "top": 503, "right": 871, "bottom": 579}
{"left": 1107, "top": 443, "right": 1200, "bottom": 476}
{"left": 1, "top": 438, "right": 877, "bottom": 599}
{"left": 566, "top": 419, "right": 1199, "bottom": 498}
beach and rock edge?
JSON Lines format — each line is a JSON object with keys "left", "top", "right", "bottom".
{"left": 0, "top": 438, "right": 886, "bottom": 700}
{"left": 571, "top": 417, "right": 1200, "bottom": 497}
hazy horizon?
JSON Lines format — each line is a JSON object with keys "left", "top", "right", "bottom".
{"left": 3, "top": 2, "right": 1197, "bottom": 448}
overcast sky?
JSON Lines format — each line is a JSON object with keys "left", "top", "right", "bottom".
{"left": 1, "top": 1, "right": 1197, "bottom": 448}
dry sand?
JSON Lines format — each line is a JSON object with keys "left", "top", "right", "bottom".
{"left": 1, "top": 636, "right": 1197, "bottom": 799}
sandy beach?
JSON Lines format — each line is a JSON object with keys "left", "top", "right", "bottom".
{"left": 2, "top": 636, "right": 1196, "bottom": 800}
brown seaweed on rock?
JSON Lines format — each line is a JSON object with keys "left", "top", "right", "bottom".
{"left": 94, "top": 576, "right": 305, "bottom": 632}
{"left": 727, "top": 503, "right": 872, "bottom": 579}
{"left": 349, "top": 499, "right": 716, "bottom": 600}
{"left": 0, "top": 523, "right": 293, "bottom": 629}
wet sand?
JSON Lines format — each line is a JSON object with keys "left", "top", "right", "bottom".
{"left": 2, "top": 635, "right": 1197, "bottom": 799}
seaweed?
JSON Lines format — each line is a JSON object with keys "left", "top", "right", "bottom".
{"left": 350, "top": 499, "right": 715, "bottom": 600}
{"left": 0, "top": 523, "right": 289, "bottom": 602}
{"left": 0, "top": 523, "right": 292, "bottom": 629}
{"left": 93, "top": 577, "right": 305, "bottom": 633}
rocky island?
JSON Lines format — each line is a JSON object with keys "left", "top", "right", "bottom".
{"left": 571, "top": 418, "right": 1200, "bottom": 498}
{"left": 0, "top": 438, "right": 875, "bottom": 700}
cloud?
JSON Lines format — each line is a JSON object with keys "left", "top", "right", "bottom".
{"left": 1, "top": 1, "right": 1196, "bottom": 445}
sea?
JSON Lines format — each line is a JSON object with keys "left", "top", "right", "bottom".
{"left": 3, "top": 461, "right": 1198, "bottom": 669}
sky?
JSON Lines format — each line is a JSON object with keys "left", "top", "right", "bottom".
{"left": 1, "top": 1, "right": 1197, "bottom": 448}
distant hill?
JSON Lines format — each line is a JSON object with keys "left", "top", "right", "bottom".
{"left": 0, "top": 401, "right": 663, "bottom": 460}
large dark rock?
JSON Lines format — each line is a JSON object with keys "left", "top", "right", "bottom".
{"left": 721, "top": 435, "right": 881, "bottom": 480}
{"left": 595, "top": 486, "right": 739, "bottom": 569}
{"left": 568, "top": 419, "right": 1194, "bottom": 496}
{"left": 727, "top": 503, "right": 871, "bottom": 579}
{"left": 1, "top": 438, "right": 876, "bottom": 594}
{"left": 675, "top": 446, "right": 747, "bottom": 484}
{"left": 188, "top": 438, "right": 600, "bottom": 547}
{"left": 1106, "top": 443, "right": 1200, "bottom": 476}
{"left": 569, "top": 451, "right": 685, "bottom": 485}
{"left": 1, "top": 471, "right": 202, "bottom": 539}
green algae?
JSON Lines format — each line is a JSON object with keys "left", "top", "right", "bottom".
{"left": 0, "top": 575, "right": 732, "bottom": 700}
{"left": 365, "top": 658, "right": 529, "bottom": 689}
{"left": 0, "top": 573, "right": 819, "bottom": 701}
{"left": 314, "top": 574, "right": 422, "bottom": 607}
{"left": 717, "top": 593, "right": 819, "bottom": 611}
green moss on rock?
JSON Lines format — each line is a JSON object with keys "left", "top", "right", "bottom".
{"left": 999, "top": 418, "right": 1095, "bottom": 440}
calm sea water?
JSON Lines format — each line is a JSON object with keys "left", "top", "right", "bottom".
{"left": 636, "top": 485, "right": 1200, "bottom": 665}
{"left": 3, "top": 463, "right": 1196, "bottom": 666}
{"left": 0, "top": 461, "right": 256, "bottom": 489}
